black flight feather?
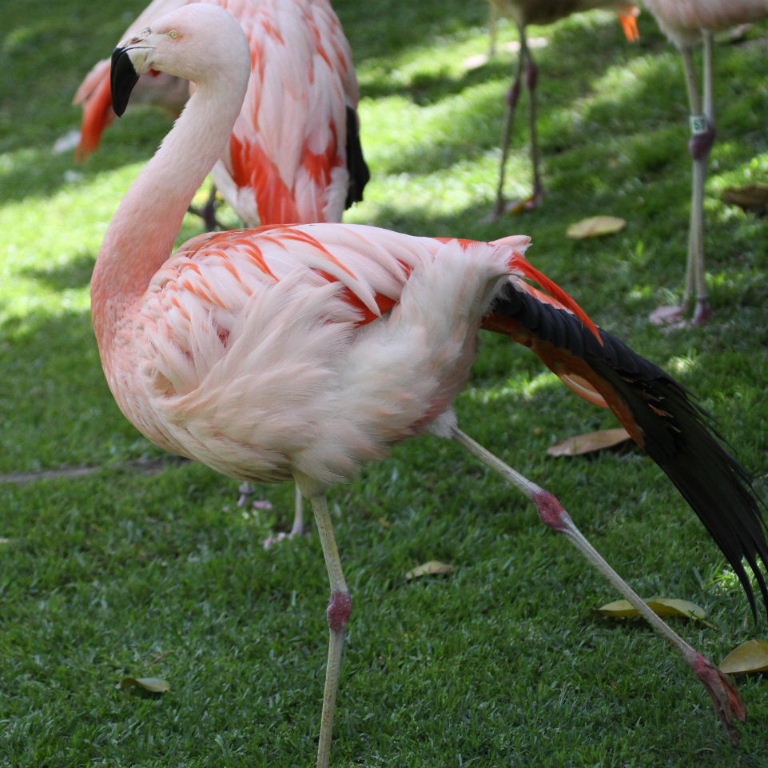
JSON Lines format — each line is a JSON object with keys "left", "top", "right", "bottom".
{"left": 490, "top": 281, "right": 768, "bottom": 617}
{"left": 344, "top": 106, "right": 370, "bottom": 208}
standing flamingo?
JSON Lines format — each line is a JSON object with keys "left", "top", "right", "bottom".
{"left": 489, "top": 0, "right": 640, "bottom": 216}
{"left": 77, "top": 0, "right": 370, "bottom": 539}
{"left": 642, "top": 0, "right": 768, "bottom": 326}
{"left": 96, "top": 5, "right": 767, "bottom": 765}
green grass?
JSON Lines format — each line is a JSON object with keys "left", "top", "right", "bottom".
{"left": 2, "top": 2, "right": 768, "bottom": 766}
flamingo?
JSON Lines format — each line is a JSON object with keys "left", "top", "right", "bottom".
{"left": 95, "top": 5, "right": 768, "bottom": 765}
{"left": 73, "top": 0, "right": 369, "bottom": 228}
{"left": 641, "top": 0, "right": 768, "bottom": 326}
{"left": 77, "top": 0, "right": 370, "bottom": 540}
{"left": 489, "top": 0, "right": 640, "bottom": 216}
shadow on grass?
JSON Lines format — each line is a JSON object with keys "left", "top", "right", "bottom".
{"left": 21, "top": 251, "right": 96, "bottom": 291}
{"left": 0, "top": 304, "right": 150, "bottom": 473}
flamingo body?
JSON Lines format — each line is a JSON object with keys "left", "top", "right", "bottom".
{"left": 93, "top": 5, "right": 768, "bottom": 764}
{"left": 96, "top": 224, "right": 530, "bottom": 487}
{"left": 492, "top": 0, "right": 636, "bottom": 26}
{"left": 643, "top": 0, "right": 768, "bottom": 45}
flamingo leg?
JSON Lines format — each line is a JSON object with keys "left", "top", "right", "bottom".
{"left": 291, "top": 484, "right": 306, "bottom": 537}
{"left": 262, "top": 484, "right": 307, "bottom": 548}
{"left": 524, "top": 27, "right": 544, "bottom": 211}
{"left": 308, "top": 491, "right": 352, "bottom": 768}
{"left": 239, "top": 481, "right": 307, "bottom": 548}
{"left": 692, "top": 31, "right": 716, "bottom": 324}
{"left": 487, "top": 1, "right": 499, "bottom": 59}
{"left": 651, "top": 36, "right": 716, "bottom": 326}
{"left": 451, "top": 426, "right": 745, "bottom": 739}
{"left": 493, "top": 21, "right": 527, "bottom": 218}
{"left": 187, "top": 180, "right": 221, "bottom": 231}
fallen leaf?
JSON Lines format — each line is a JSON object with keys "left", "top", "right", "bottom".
{"left": 597, "top": 597, "right": 707, "bottom": 621}
{"left": 118, "top": 676, "right": 171, "bottom": 698}
{"left": 405, "top": 560, "right": 455, "bottom": 581}
{"left": 547, "top": 428, "right": 631, "bottom": 457}
{"left": 719, "top": 639, "right": 768, "bottom": 674}
{"left": 722, "top": 183, "right": 768, "bottom": 214}
{"left": 566, "top": 215, "right": 627, "bottom": 239}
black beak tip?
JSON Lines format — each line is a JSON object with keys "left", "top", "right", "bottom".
{"left": 110, "top": 46, "right": 140, "bottom": 117}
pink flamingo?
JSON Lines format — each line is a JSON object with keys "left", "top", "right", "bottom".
{"left": 74, "top": 0, "right": 369, "bottom": 229}
{"left": 489, "top": 0, "right": 640, "bottom": 216}
{"left": 77, "top": 0, "right": 369, "bottom": 540}
{"left": 96, "top": 5, "right": 767, "bottom": 765}
{"left": 642, "top": 0, "right": 768, "bottom": 326}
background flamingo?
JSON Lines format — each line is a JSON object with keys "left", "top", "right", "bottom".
{"left": 95, "top": 5, "right": 768, "bottom": 765}
{"left": 77, "top": 0, "right": 370, "bottom": 538}
{"left": 641, "top": 0, "right": 768, "bottom": 326}
{"left": 75, "top": 0, "right": 369, "bottom": 228}
{"left": 488, "top": 0, "right": 640, "bottom": 216}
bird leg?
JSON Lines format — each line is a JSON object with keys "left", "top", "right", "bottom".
{"left": 187, "top": 181, "right": 222, "bottom": 231}
{"left": 263, "top": 485, "right": 307, "bottom": 549}
{"left": 651, "top": 36, "right": 716, "bottom": 327}
{"left": 451, "top": 427, "right": 745, "bottom": 740}
{"left": 524, "top": 30, "right": 544, "bottom": 212}
{"left": 307, "top": 491, "right": 352, "bottom": 768}
{"left": 492, "top": 21, "right": 527, "bottom": 219}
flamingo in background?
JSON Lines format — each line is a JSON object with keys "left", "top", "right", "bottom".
{"left": 74, "top": 0, "right": 369, "bottom": 228}
{"left": 641, "top": 0, "right": 768, "bottom": 326}
{"left": 76, "top": 0, "right": 370, "bottom": 539}
{"left": 96, "top": 5, "right": 767, "bottom": 765}
{"left": 489, "top": 0, "right": 640, "bottom": 216}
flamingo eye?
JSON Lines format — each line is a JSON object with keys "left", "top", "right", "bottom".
{"left": 168, "top": 29, "right": 179, "bottom": 39}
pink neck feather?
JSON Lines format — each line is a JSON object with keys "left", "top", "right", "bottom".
{"left": 92, "top": 76, "right": 246, "bottom": 348}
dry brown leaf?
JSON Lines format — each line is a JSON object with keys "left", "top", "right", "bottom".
{"left": 597, "top": 597, "right": 707, "bottom": 621}
{"left": 547, "top": 428, "right": 631, "bottom": 457}
{"left": 722, "top": 183, "right": 768, "bottom": 214}
{"left": 118, "top": 676, "right": 171, "bottom": 698}
{"left": 566, "top": 216, "right": 627, "bottom": 239}
{"left": 405, "top": 560, "right": 455, "bottom": 581}
{"left": 719, "top": 639, "right": 768, "bottom": 674}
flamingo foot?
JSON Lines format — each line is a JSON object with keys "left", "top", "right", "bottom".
{"left": 486, "top": 188, "right": 544, "bottom": 222}
{"left": 650, "top": 299, "right": 713, "bottom": 329}
{"left": 504, "top": 187, "right": 544, "bottom": 216}
{"left": 262, "top": 528, "right": 306, "bottom": 549}
{"left": 649, "top": 304, "right": 689, "bottom": 327}
{"left": 693, "top": 653, "right": 745, "bottom": 745}
{"left": 691, "top": 298, "right": 713, "bottom": 326}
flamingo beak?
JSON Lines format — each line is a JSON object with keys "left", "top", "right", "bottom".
{"left": 111, "top": 46, "right": 140, "bottom": 117}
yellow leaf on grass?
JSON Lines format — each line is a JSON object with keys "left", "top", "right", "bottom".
{"left": 405, "top": 560, "right": 455, "bottom": 581}
{"left": 597, "top": 597, "right": 706, "bottom": 621}
{"left": 719, "top": 639, "right": 768, "bottom": 674}
{"left": 547, "top": 428, "right": 631, "bottom": 457}
{"left": 118, "top": 676, "right": 171, "bottom": 698}
{"left": 566, "top": 216, "right": 626, "bottom": 239}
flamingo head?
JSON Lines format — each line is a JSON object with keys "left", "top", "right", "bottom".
{"left": 110, "top": 3, "right": 250, "bottom": 117}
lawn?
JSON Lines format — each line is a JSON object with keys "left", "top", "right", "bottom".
{"left": 1, "top": 1, "right": 768, "bottom": 766}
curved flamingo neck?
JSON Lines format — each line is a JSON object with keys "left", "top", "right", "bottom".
{"left": 91, "top": 73, "right": 247, "bottom": 348}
